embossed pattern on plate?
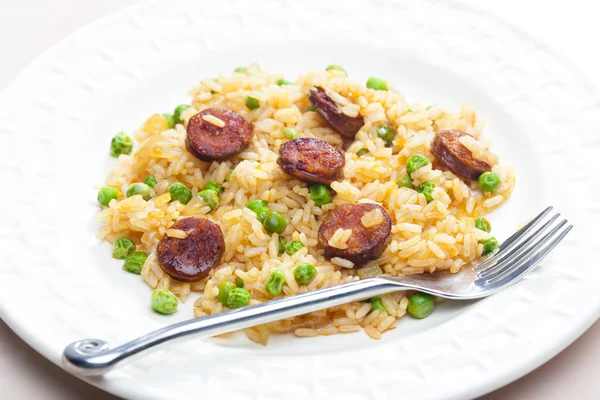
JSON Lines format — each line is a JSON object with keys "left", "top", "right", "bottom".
{"left": 0, "top": 1, "right": 598, "bottom": 399}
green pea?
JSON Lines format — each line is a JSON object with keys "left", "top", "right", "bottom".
{"left": 236, "top": 277, "right": 245, "bottom": 288}
{"left": 396, "top": 176, "right": 414, "bottom": 189}
{"left": 151, "top": 288, "right": 178, "bottom": 315}
{"left": 162, "top": 113, "right": 175, "bottom": 129}
{"left": 203, "top": 180, "right": 222, "bottom": 195}
{"left": 283, "top": 127, "right": 300, "bottom": 140}
{"left": 376, "top": 125, "right": 396, "bottom": 145}
{"left": 478, "top": 171, "right": 500, "bottom": 192}
{"left": 217, "top": 282, "right": 236, "bottom": 304}
{"left": 406, "top": 153, "right": 430, "bottom": 176}
{"left": 143, "top": 175, "right": 157, "bottom": 188}
{"left": 113, "top": 237, "right": 136, "bottom": 260}
{"left": 474, "top": 217, "right": 491, "bottom": 233}
{"left": 278, "top": 236, "right": 287, "bottom": 256}
{"left": 168, "top": 182, "right": 192, "bottom": 205}
{"left": 265, "top": 269, "right": 286, "bottom": 295}
{"left": 124, "top": 251, "right": 148, "bottom": 275}
{"left": 407, "top": 292, "right": 435, "bottom": 319}
{"left": 479, "top": 237, "right": 500, "bottom": 255}
{"left": 310, "top": 183, "right": 331, "bottom": 206}
{"left": 255, "top": 206, "right": 271, "bottom": 223}
{"left": 198, "top": 189, "right": 219, "bottom": 211}
{"left": 263, "top": 210, "right": 287, "bottom": 234}
{"left": 245, "top": 96, "right": 260, "bottom": 110}
{"left": 97, "top": 187, "right": 119, "bottom": 207}
{"left": 234, "top": 66, "right": 248, "bottom": 73}
{"left": 110, "top": 132, "right": 133, "bottom": 157}
{"left": 418, "top": 181, "right": 436, "bottom": 203}
{"left": 247, "top": 199, "right": 268, "bottom": 213}
{"left": 370, "top": 296, "right": 388, "bottom": 314}
{"left": 127, "top": 183, "right": 152, "bottom": 200}
{"left": 366, "top": 77, "right": 387, "bottom": 91}
{"left": 226, "top": 288, "right": 251, "bottom": 308}
{"left": 325, "top": 64, "right": 347, "bottom": 75}
{"left": 357, "top": 148, "right": 368, "bottom": 157}
{"left": 306, "top": 105, "right": 315, "bottom": 112}
{"left": 293, "top": 263, "right": 317, "bottom": 285}
{"left": 276, "top": 78, "right": 292, "bottom": 86}
{"left": 285, "top": 240, "right": 305, "bottom": 255}
{"left": 173, "top": 105, "right": 190, "bottom": 124}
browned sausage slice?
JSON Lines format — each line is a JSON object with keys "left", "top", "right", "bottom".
{"left": 318, "top": 204, "right": 392, "bottom": 267}
{"left": 157, "top": 217, "right": 225, "bottom": 282}
{"left": 277, "top": 138, "right": 345, "bottom": 184}
{"left": 186, "top": 108, "right": 254, "bottom": 161}
{"left": 430, "top": 130, "right": 491, "bottom": 180}
{"left": 308, "top": 86, "right": 365, "bottom": 138}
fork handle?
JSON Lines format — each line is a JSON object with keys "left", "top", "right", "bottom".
{"left": 63, "top": 277, "right": 401, "bottom": 376}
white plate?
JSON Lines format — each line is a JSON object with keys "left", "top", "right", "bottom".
{"left": 0, "top": 0, "right": 598, "bottom": 399}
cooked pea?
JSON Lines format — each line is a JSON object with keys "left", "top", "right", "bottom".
{"left": 285, "top": 240, "right": 305, "bottom": 255}
{"left": 357, "top": 148, "right": 368, "bottom": 157}
{"left": 97, "top": 187, "right": 119, "bottom": 207}
{"left": 110, "top": 132, "right": 133, "bottom": 157}
{"left": 124, "top": 251, "right": 148, "bottom": 275}
{"left": 418, "top": 181, "right": 436, "bottom": 203}
{"left": 479, "top": 237, "right": 500, "bottom": 255}
{"left": 203, "top": 180, "right": 222, "bottom": 195}
{"left": 478, "top": 171, "right": 500, "bottom": 192}
{"left": 217, "top": 282, "right": 236, "bottom": 304}
{"left": 396, "top": 176, "right": 414, "bottom": 189}
{"left": 306, "top": 105, "right": 315, "bottom": 112}
{"left": 226, "top": 288, "right": 251, "bottom": 308}
{"left": 162, "top": 113, "right": 175, "bottom": 129}
{"left": 376, "top": 125, "right": 396, "bottom": 145}
{"left": 407, "top": 292, "right": 435, "bottom": 319}
{"left": 406, "top": 153, "right": 430, "bottom": 176}
{"left": 173, "top": 105, "right": 190, "bottom": 124}
{"left": 325, "top": 64, "right": 347, "bottom": 75}
{"left": 127, "top": 183, "right": 152, "bottom": 200}
{"left": 246, "top": 199, "right": 268, "bottom": 213}
{"left": 276, "top": 78, "right": 292, "bottom": 86}
{"left": 278, "top": 236, "right": 287, "bottom": 256}
{"left": 168, "top": 182, "right": 192, "bottom": 205}
{"left": 236, "top": 277, "right": 244, "bottom": 288}
{"left": 265, "top": 269, "right": 286, "bottom": 295}
{"left": 366, "top": 77, "right": 387, "bottom": 91}
{"left": 198, "top": 189, "right": 219, "bottom": 211}
{"left": 113, "top": 237, "right": 136, "bottom": 260}
{"left": 143, "top": 175, "right": 157, "bottom": 188}
{"left": 263, "top": 210, "right": 287, "bottom": 234}
{"left": 370, "top": 296, "right": 388, "bottom": 314}
{"left": 474, "top": 217, "right": 491, "bottom": 233}
{"left": 310, "top": 183, "right": 331, "bottom": 206}
{"left": 293, "top": 262, "right": 317, "bottom": 285}
{"left": 255, "top": 206, "right": 271, "bottom": 224}
{"left": 283, "top": 127, "right": 300, "bottom": 140}
{"left": 151, "top": 288, "right": 178, "bottom": 315}
{"left": 234, "top": 66, "right": 248, "bottom": 73}
{"left": 245, "top": 96, "right": 260, "bottom": 110}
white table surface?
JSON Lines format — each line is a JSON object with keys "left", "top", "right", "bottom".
{"left": 0, "top": 0, "right": 598, "bottom": 398}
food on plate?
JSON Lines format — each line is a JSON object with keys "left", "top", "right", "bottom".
{"left": 97, "top": 64, "right": 514, "bottom": 343}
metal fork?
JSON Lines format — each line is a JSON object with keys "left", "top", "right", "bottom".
{"left": 63, "top": 206, "right": 571, "bottom": 376}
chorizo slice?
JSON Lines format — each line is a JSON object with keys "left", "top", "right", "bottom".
{"left": 430, "top": 129, "right": 491, "bottom": 180}
{"left": 308, "top": 86, "right": 365, "bottom": 138}
{"left": 157, "top": 217, "right": 225, "bottom": 282}
{"left": 318, "top": 203, "right": 392, "bottom": 267}
{"left": 186, "top": 108, "right": 254, "bottom": 161}
{"left": 277, "top": 138, "right": 345, "bottom": 184}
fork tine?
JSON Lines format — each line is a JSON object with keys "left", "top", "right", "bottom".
{"left": 476, "top": 221, "right": 573, "bottom": 288}
{"left": 474, "top": 206, "right": 554, "bottom": 271}
{"left": 477, "top": 213, "right": 562, "bottom": 278}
